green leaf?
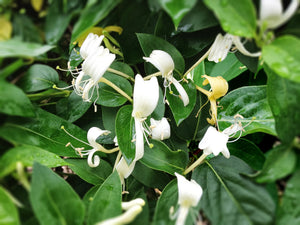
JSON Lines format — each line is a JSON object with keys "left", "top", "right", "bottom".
{"left": 65, "top": 158, "right": 112, "bottom": 185}
{"left": 0, "top": 145, "right": 68, "bottom": 178}
{"left": 71, "top": 0, "right": 121, "bottom": 43}
{"left": 0, "top": 80, "right": 35, "bottom": 117}
{"left": 218, "top": 86, "right": 276, "bottom": 136}
{"left": 192, "top": 156, "right": 275, "bottom": 225}
{"left": 87, "top": 171, "right": 122, "bottom": 225}
{"left": 255, "top": 145, "right": 296, "bottom": 183}
{"left": 157, "top": 0, "right": 197, "bottom": 28}
{"left": 151, "top": 87, "right": 165, "bottom": 120}
{"left": 0, "top": 39, "right": 54, "bottom": 58}
{"left": 30, "top": 163, "right": 85, "bottom": 225}
{"left": 96, "top": 73, "right": 132, "bottom": 107}
{"left": 0, "top": 107, "right": 89, "bottom": 157}
{"left": 137, "top": 33, "right": 185, "bottom": 74}
{"left": 152, "top": 179, "right": 200, "bottom": 225}
{"left": 277, "top": 170, "right": 300, "bottom": 225}
{"left": 0, "top": 186, "right": 20, "bottom": 225}
{"left": 56, "top": 91, "right": 92, "bottom": 122}
{"left": 17, "top": 64, "right": 59, "bottom": 93}
{"left": 265, "top": 65, "right": 300, "bottom": 144}
{"left": 203, "top": 0, "right": 257, "bottom": 37}
{"left": 228, "top": 138, "right": 265, "bottom": 171}
{"left": 166, "top": 80, "right": 197, "bottom": 125}
{"left": 115, "top": 105, "right": 136, "bottom": 164}
{"left": 262, "top": 35, "right": 300, "bottom": 83}
{"left": 110, "top": 61, "right": 135, "bottom": 78}
{"left": 140, "top": 139, "right": 188, "bottom": 175}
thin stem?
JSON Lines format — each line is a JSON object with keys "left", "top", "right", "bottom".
{"left": 183, "top": 47, "right": 211, "bottom": 78}
{"left": 15, "top": 162, "right": 31, "bottom": 191}
{"left": 195, "top": 84, "right": 210, "bottom": 96}
{"left": 107, "top": 68, "right": 135, "bottom": 82}
{"left": 183, "top": 153, "right": 207, "bottom": 175}
{"left": 100, "top": 146, "right": 119, "bottom": 154}
{"left": 0, "top": 59, "right": 24, "bottom": 79}
{"left": 144, "top": 71, "right": 162, "bottom": 80}
{"left": 99, "top": 77, "right": 133, "bottom": 103}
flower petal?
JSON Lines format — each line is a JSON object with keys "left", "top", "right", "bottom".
{"left": 87, "top": 127, "right": 110, "bottom": 149}
{"left": 232, "top": 36, "right": 261, "bottom": 57}
{"left": 80, "top": 33, "right": 104, "bottom": 59}
{"left": 169, "top": 77, "right": 189, "bottom": 106}
{"left": 208, "top": 33, "right": 233, "bottom": 63}
{"left": 134, "top": 118, "right": 144, "bottom": 161}
{"left": 150, "top": 117, "right": 171, "bottom": 140}
{"left": 202, "top": 75, "right": 228, "bottom": 100}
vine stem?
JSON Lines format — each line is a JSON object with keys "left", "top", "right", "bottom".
{"left": 143, "top": 72, "right": 162, "bottom": 80}
{"left": 183, "top": 47, "right": 211, "bottom": 78}
{"left": 107, "top": 68, "right": 135, "bottom": 82}
{"left": 183, "top": 153, "right": 207, "bottom": 175}
{"left": 99, "top": 77, "right": 133, "bottom": 103}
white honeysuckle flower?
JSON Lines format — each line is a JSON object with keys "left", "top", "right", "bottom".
{"left": 80, "top": 33, "right": 105, "bottom": 59}
{"left": 174, "top": 173, "right": 203, "bottom": 225}
{"left": 259, "top": 0, "right": 299, "bottom": 29}
{"left": 96, "top": 198, "right": 145, "bottom": 225}
{"left": 150, "top": 117, "right": 171, "bottom": 140}
{"left": 208, "top": 33, "right": 261, "bottom": 63}
{"left": 143, "top": 50, "right": 189, "bottom": 106}
{"left": 198, "top": 126, "right": 230, "bottom": 158}
{"left": 132, "top": 74, "right": 159, "bottom": 161}
{"left": 73, "top": 48, "right": 115, "bottom": 102}
{"left": 78, "top": 127, "right": 110, "bottom": 167}
{"left": 116, "top": 157, "right": 136, "bottom": 187}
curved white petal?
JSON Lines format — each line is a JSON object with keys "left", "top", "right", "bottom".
{"left": 122, "top": 198, "right": 145, "bottom": 210}
{"left": 116, "top": 157, "right": 136, "bottom": 179}
{"left": 143, "top": 50, "right": 174, "bottom": 78}
{"left": 82, "top": 80, "right": 95, "bottom": 101}
{"left": 175, "top": 173, "right": 203, "bottom": 208}
{"left": 80, "top": 33, "right": 104, "bottom": 59}
{"left": 132, "top": 74, "right": 159, "bottom": 118}
{"left": 232, "top": 36, "right": 261, "bottom": 57}
{"left": 208, "top": 33, "right": 233, "bottom": 63}
{"left": 87, "top": 149, "right": 100, "bottom": 167}
{"left": 259, "top": 0, "right": 283, "bottom": 22}
{"left": 87, "top": 127, "right": 110, "bottom": 149}
{"left": 134, "top": 118, "right": 144, "bottom": 161}
{"left": 169, "top": 77, "right": 189, "bottom": 106}
{"left": 272, "top": 0, "right": 299, "bottom": 28}
{"left": 150, "top": 117, "right": 171, "bottom": 140}
{"left": 74, "top": 71, "right": 85, "bottom": 94}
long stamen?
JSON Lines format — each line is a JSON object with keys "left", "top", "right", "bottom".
{"left": 61, "top": 126, "right": 90, "bottom": 146}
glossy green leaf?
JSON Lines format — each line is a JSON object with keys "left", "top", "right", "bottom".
{"left": 17, "top": 64, "right": 59, "bottom": 93}
{"left": 262, "top": 35, "right": 300, "bottom": 83}
{"left": 157, "top": 0, "right": 197, "bottom": 28}
{"left": 0, "top": 39, "right": 54, "bottom": 58}
{"left": 203, "top": 0, "right": 257, "bottom": 37}
{"left": 255, "top": 145, "right": 296, "bottom": 183}
{"left": 277, "top": 170, "right": 300, "bottom": 225}
{"left": 0, "top": 80, "right": 35, "bottom": 117}
{"left": 265, "top": 65, "right": 300, "bottom": 144}
{"left": 0, "top": 107, "right": 89, "bottom": 157}
{"left": 0, "top": 145, "right": 68, "bottom": 178}
{"left": 192, "top": 156, "right": 275, "bottom": 225}
{"left": 177, "top": 0, "right": 218, "bottom": 32}
{"left": 152, "top": 179, "right": 200, "bottom": 225}
{"left": 166, "top": 80, "right": 197, "bottom": 125}
{"left": 0, "top": 186, "right": 20, "bottom": 225}
{"left": 101, "top": 106, "right": 119, "bottom": 136}
{"left": 218, "top": 86, "right": 276, "bottom": 136}
{"left": 151, "top": 87, "right": 165, "bottom": 120}
{"left": 115, "top": 105, "right": 136, "bottom": 164}
{"left": 140, "top": 140, "right": 188, "bottom": 175}
{"left": 71, "top": 0, "right": 121, "bottom": 43}
{"left": 96, "top": 73, "right": 132, "bottom": 107}
{"left": 87, "top": 171, "right": 122, "bottom": 225}
{"left": 30, "top": 163, "right": 85, "bottom": 225}
{"left": 137, "top": 33, "right": 185, "bottom": 74}
{"left": 56, "top": 91, "right": 92, "bottom": 122}
{"left": 65, "top": 158, "right": 112, "bottom": 185}
{"left": 228, "top": 139, "right": 265, "bottom": 171}
{"left": 110, "top": 61, "right": 135, "bottom": 78}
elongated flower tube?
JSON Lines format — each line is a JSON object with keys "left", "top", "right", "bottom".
{"left": 73, "top": 48, "right": 115, "bottom": 102}
{"left": 208, "top": 33, "right": 261, "bottom": 63}
{"left": 143, "top": 50, "right": 189, "bottom": 106}
{"left": 80, "top": 33, "right": 105, "bottom": 59}
{"left": 259, "top": 0, "right": 299, "bottom": 29}
{"left": 174, "top": 173, "right": 203, "bottom": 225}
{"left": 198, "top": 126, "right": 230, "bottom": 158}
{"left": 150, "top": 117, "right": 171, "bottom": 140}
{"left": 116, "top": 157, "right": 136, "bottom": 187}
{"left": 132, "top": 74, "right": 159, "bottom": 161}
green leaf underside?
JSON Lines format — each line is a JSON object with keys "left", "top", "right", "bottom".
{"left": 0, "top": 145, "right": 68, "bottom": 178}
{"left": 218, "top": 85, "right": 276, "bottom": 136}
{"left": 203, "top": 0, "right": 256, "bottom": 38}
{"left": 262, "top": 35, "right": 300, "bottom": 83}
{"left": 30, "top": 163, "right": 85, "bottom": 225}
{"left": 193, "top": 156, "right": 275, "bottom": 225}
{"left": 140, "top": 139, "right": 188, "bottom": 175}
{"left": 87, "top": 171, "right": 122, "bottom": 225}
{"left": 115, "top": 105, "right": 136, "bottom": 165}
